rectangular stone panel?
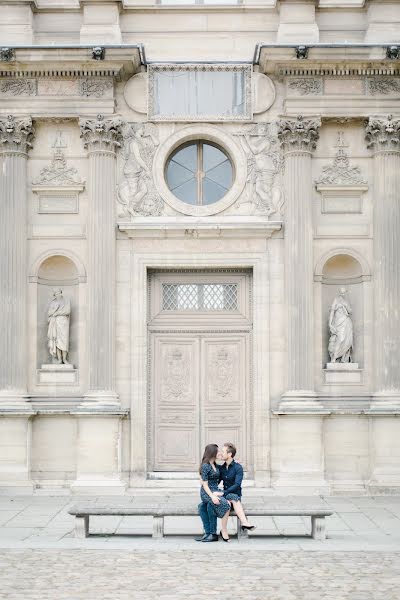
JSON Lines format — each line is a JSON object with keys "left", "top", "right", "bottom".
{"left": 37, "top": 192, "right": 79, "bottom": 214}
{"left": 322, "top": 194, "right": 362, "bottom": 214}
{"left": 324, "top": 79, "right": 364, "bottom": 95}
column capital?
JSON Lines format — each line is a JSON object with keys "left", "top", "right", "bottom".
{"left": 79, "top": 114, "right": 124, "bottom": 154}
{"left": 0, "top": 115, "right": 34, "bottom": 155}
{"left": 277, "top": 115, "right": 321, "bottom": 154}
{"left": 365, "top": 115, "right": 400, "bottom": 154}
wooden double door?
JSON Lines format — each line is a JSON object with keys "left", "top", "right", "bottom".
{"left": 150, "top": 332, "right": 250, "bottom": 472}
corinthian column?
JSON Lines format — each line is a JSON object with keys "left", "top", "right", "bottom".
{"left": 278, "top": 116, "right": 321, "bottom": 408}
{"left": 0, "top": 115, "right": 35, "bottom": 406}
{"left": 79, "top": 115, "right": 124, "bottom": 406}
{"left": 366, "top": 116, "right": 400, "bottom": 407}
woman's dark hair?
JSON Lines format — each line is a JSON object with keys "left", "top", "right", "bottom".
{"left": 199, "top": 444, "right": 218, "bottom": 475}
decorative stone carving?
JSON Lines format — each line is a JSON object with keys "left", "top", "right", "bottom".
{"left": 0, "top": 77, "right": 113, "bottom": 99}
{"left": 278, "top": 115, "right": 321, "bottom": 153}
{"left": 80, "top": 78, "right": 113, "bottom": 98}
{"left": 365, "top": 115, "right": 400, "bottom": 152}
{"left": 234, "top": 122, "right": 284, "bottom": 216}
{"left": 117, "top": 122, "right": 163, "bottom": 217}
{"left": 366, "top": 78, "right": 400, "bottom": 96}
{"left": 316, "top": 131, "right": 367, "bottom": 186}
{"left": 163, "top": 347, "right": 189, "bottom": 399}
{"left": 288, "top": 78, "right": 322, "bottom": 95}
{"left": 210, "top": 347, "right": 235, "bottom": 398}
{"left": 79, "top": 114, "right": 123, "bottom": 153}
{"left": 0, "top": 79, "right": 36, "bottom": 96}
{"left": 47, "top": 288, "right": 71, "bottom": 365}
{"left": 0, "top": 115, "right": 34, "bottom": 154}
{"left": 33, "top": 131, "right": 85, "bottom": 186}
{"left": 0, "top": 48, "right": 15, "bottom": 62}
{"left": 328, "top": 287, "right": 353, "bottom": 364}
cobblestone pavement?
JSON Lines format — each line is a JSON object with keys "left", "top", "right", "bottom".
{"left": 0, "top": 549, "right": 399, "bottom": 600}
{"left": 1, "top": 496, "right": 400, "bottom": 599}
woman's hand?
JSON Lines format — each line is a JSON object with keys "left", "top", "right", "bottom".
{"left": 211, "top": 494, "right": 220, "bottom": 505}
{"left": 214, "top": 491, "right": 224, "bottom": 497}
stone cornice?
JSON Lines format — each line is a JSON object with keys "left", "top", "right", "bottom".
{"left": 79, "top": 114, "right": 124, "bottom": 153}
{"left": 257, "top": 46, "right": 400, "bottom": 77}
{"left": 365, "top": 115, "right": 400, "bottom": 153}
{"left": 0, "top": 47, "right": 142, "bottom": 81}
{"left": 0, "top": 115, "right": 35, "bottom": 154}
{"left": 278, "top": 115, "right": 321, "bottom": 153}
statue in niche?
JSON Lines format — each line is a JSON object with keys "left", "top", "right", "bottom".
{"left": 117, "top": 123, "right": 163, "bottom": 217}
{"left": 328, "top": 287, "right": 353, "bottom": 363}
{"left": 47, "top": 288, "right": 71, "bottom": 365}
{"left": 235, "top": 123, "right": 284, "bottom": 216}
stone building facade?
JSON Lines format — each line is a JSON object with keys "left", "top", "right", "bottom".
{"left": 0, "top": 0, "right": 400, "bottom": 495}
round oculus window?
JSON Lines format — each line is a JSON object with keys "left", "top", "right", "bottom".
{"left": 165, "top": 141, "right": 233, "bottom": 206}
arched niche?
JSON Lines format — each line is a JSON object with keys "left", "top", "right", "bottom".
{"left": 320, "top": 253, "right": 365, "bottom": 368}
{"left": 37, "top": 255, "right": 79, "bottom": 369}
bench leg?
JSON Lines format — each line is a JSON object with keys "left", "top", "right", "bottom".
{"left": 75, "top": 515, "right": 89, "bottom": 539}
{"left": 311, "top": 516, "right": 326, "bottom": 541}
{"left": 237, "top": 517, "right": 248, "bottom": 541}
{"left": 153, "top": 516, "right": 164, "bottom": 539}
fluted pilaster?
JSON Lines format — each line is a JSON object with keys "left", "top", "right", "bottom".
{"left": 366, "top": 116, "right": 400, "bottom": 405}
{"left": 0, "top": 116, "right": 34, "bottom": 406}
{"left": 278, "top": 116, "right": 321, "bottom": 407}
{"left": 79, "top": 115, "right": 123, "bottom": 406}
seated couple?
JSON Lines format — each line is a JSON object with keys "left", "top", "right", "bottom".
{"left": 196, "top": 442, "right": 255, "bottom": 543}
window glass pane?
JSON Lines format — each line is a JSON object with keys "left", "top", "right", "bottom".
{"left": 162, "top": 283, "right": 238, "bottom": 311}
{"left": 166, "top": 141, "right": 233, "bottom": 206}
{"left": 171, "top": 178, "right": 198, "bottom": 205}
{"left": 150, "top": 65, "right": 250, "bottom": 120}
{"left": 202, "top": 178, "right": 227, "bottom": 204}
{"left": 205, "top": 160, "right": 232, "bottom": 190}
{"left": 202, "top": 143, "right": 226, "bottom": 171}
{"left": 172, "top": 143, "right": 197, "bottom": 172}
{"left": 166, "top": 160, "right": 195, "bottom": 190}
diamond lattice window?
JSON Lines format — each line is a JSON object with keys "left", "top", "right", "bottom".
{"left": 162, "top": 283, "right": 238, "bottom": 311}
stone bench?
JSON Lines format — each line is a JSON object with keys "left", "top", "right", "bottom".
{"left": 68, "top": 504, "right": 333, "bottom": 541}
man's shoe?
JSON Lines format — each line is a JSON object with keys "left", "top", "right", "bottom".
{"left": 195, "top": 534, "right": 208, "bottom": 542}
{"left": 201, "top": 534, "right": 219, "bottom": 542}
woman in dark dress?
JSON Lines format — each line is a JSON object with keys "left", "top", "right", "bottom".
{"left": 197, "top": 444, "right": 231, "bottom": 543}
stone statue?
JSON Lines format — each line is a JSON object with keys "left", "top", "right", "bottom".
{"left": 236, "top": 123, "right": 283, "bottom": 215}
{"left": 47, "top": 288, "right": 71, "bottom": 365}
{"left": 328, "top": 287, "right": 353, "bottom": 363}
{"left": 117, "top": 123, "right": 163, "bottom": 217}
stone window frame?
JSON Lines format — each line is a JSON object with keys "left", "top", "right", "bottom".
{"left": 153, "top": 124, "right": 247, "bottom": 217}
{"left": 148, "top": 63, "right": 252, "bottom": 122}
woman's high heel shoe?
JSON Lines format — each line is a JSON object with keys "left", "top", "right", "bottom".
{"left": 241, "top": 524, "right": 256, "bottom": 531}
{"left": 220, "top": 530, "right": 231, "bottom": 543}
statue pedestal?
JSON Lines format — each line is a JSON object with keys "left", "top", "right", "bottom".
{"left": 38, "top": 363, "right": 78, "bottom": 385}
{"left": 324, "top": 362, "right": 362, "bottom": 384}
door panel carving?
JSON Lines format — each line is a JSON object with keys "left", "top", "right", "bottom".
{"left": 152, "top": 337, "right": 199, "bottom": 470}
{"left": 202, "top": 337, "right": 247, "bottom": 468}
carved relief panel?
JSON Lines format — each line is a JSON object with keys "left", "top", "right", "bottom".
{"left": 152, "top": 337, "right": 200, "bottom": 471}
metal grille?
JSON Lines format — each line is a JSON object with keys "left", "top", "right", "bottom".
{"left": 162, "top": 283, "right": 238, "bottom": 311}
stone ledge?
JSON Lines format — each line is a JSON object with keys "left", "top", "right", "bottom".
{"left": 118, "top": 216, "right": 283, "bottom": 239}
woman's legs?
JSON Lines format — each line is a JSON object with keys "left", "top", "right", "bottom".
{"left": 220, "top": 505, "right": 231, "bottom": 539}
{"left": 230, "top": 500, "right": 252, "bottom": 527}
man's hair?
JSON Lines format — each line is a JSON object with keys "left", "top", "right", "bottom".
{"left": 224, "top": 442, "right": 236, "bottom": 458}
